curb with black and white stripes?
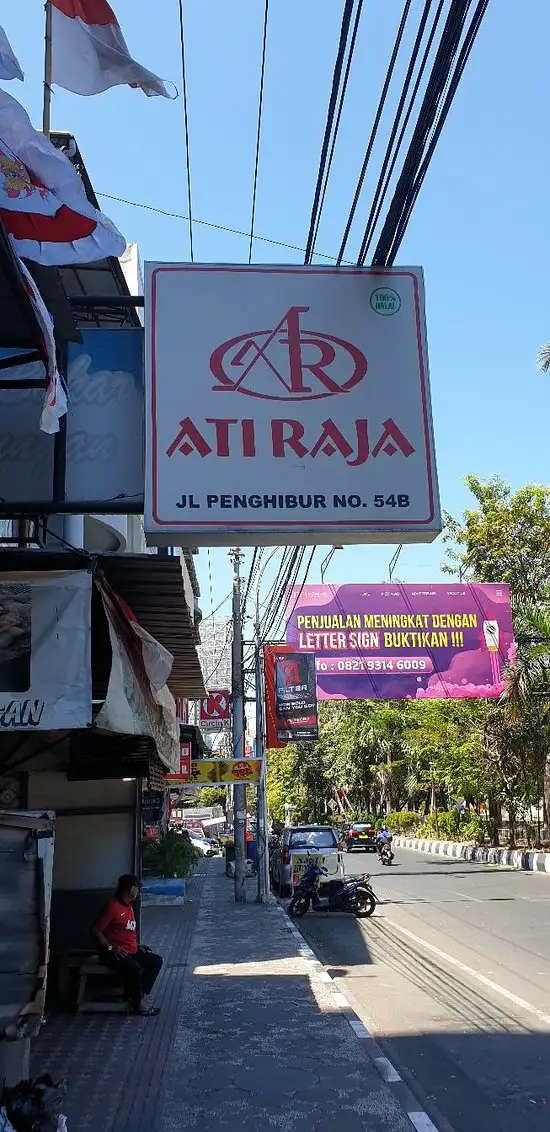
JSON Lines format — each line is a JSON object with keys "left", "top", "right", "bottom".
{"left": 272, "top": 898, "right": 439, "bottom": 1132}
{"left": 394, "top": 836, "right": 550, "bottom": 873}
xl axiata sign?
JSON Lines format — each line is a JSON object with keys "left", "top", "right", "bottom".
{"left": 144, "top": 265, "right": 440, "bottom": 546}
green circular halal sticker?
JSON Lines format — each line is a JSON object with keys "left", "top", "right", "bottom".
{"left": 370, "top": 287, "right": 401, "bottom": 315}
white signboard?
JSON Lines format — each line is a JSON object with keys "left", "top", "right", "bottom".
{"left": 0, "top": 570, "right": 91, "bottom": 730}
{"left": 144, "top": 265, "right": 440, "bottom": 547}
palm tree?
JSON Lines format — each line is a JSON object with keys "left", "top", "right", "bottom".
{"left": 537, "top": 343, "right": 550, "bottom": 372}
{"left": 503, "top": 604, "right": 550, "bottom": 837}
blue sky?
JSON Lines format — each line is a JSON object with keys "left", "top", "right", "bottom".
{"left": 6, "top": 1, "right": 550, "bottom": 622}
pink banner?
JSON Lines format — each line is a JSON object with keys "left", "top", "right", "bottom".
{"left": 285, "top": 583, "right": 515, "bottom": 700}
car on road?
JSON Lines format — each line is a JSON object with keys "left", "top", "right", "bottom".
{"left": 344, "top": 822, "right": 378, "bottom": 853}
{"left": 270, "top": 825, "right": 343, "bottom": 896}
{"left": 189, "top": 832, "right": 216, "bottom": 857}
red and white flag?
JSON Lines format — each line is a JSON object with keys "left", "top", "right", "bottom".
{"left": 0, "top": 87, "right": 126, "bottom": 266}
{"left": 0, "top": 25, "right": 23, "bottom": 81}
{"left": 16, "top": 256, "right": 68, "bottom": 434}
{"left": 50, "top": 0, "right": 169, "bottom": 98}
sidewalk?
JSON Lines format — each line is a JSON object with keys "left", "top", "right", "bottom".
{"left": 33, "top": 862, "right": 414, "bottom": 1131}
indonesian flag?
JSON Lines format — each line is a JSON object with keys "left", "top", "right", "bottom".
{"left": 50, "top": 0, "right": 170, "bottom": 98}
{"left": 16, "top": 256, "right": 68, "bottom": 434}
{"left": 0, "top": 88, "right": 126, "bottom": 266}
{"left": 0, "top": 25, "right": 23, "bottom": 81}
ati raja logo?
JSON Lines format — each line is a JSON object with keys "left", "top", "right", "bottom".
{"left": 166, "top": 304, "right": 416, "bottom": 468}
{"left": 209, "top": 305, "right": 367, "bottom": 402}
{"left": 167, "top": 416, "right": 414, "bottom": 469}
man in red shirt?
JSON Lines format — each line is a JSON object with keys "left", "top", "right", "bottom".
{"left": 92, "top": 874, "right": 162, "bottom": 1016}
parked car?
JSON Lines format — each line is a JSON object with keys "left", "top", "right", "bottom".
{"left": 189, "top": 833, "right": 216, "bottom": 857}
{"left": 344, "top": 822, "right": 378, "bottom": 853}
{"left": 270, "top": 825, "right": 343, "bottom": 897}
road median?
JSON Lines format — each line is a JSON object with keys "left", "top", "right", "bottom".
{"left": 394, "top": 836, "right": 550, "bottom": 872}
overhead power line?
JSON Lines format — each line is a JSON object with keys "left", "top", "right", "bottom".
{"left": 177, "top": 0, "right": 194, "bottom": 260}
{"left": 376, "top": 0, "right": 490, "bottom": 265}
{"left": 310, "top": 0, "right": 364, "bottom": 261}
{"left": 248, "top": 0, "right": 270, "bottom": 264}
{"left": 371, "top": 0, "right": 490, "bottom": 266}
{"left": 304, "top": 0, "right": 357, "bottom": 264}
{"left": 96, "top": 191, "right": 354, "bottom": 264}
{"left": 356, "top": 0, "right": 440, "bottom": 265}
{"left": 337, "top": 0, "right": 414, "bottom": 265}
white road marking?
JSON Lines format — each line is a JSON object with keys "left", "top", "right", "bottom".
{"left": 377, "top": 920, "right": 550, "bottom": 1027}
{"left": 408, "top": 1112, "right": 440, "bottom": 1132}
{"left": 448, "top": 889, "right": 482, "bottom": 902}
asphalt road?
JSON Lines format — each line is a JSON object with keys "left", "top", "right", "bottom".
{"left": 291, "top": 847, "right": 550, "bottom": 1132}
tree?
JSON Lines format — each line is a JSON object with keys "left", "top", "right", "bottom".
{"left": 502, "top": 603, "right": 550, "bottom": 834}
{"left": 537, "top": 343, "right": 550, "bottom": 373}
{"left": 443, "top": 475, "right": 550, "bottom": 603}
{"left": 198, "top": 787, "right": 227, "bottom": 809}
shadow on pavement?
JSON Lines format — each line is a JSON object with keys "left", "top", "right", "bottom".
{"left": 31, "top": 863, "right": 411, "bottom": 1132}
{"left": 380, "top": 1030, "right": 550, "bottom": 1132}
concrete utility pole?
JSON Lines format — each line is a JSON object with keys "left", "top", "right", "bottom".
{"left": 254, "top": 546, "right": 279, "bottom": 903}
{"left": 230, "top": 548, "right": 247, "bottom": 903}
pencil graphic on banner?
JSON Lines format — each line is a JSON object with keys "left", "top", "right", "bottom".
{"left": 483, "top": 620, "right": 501, "bottom": 686}
{"left": 483, "top": 620, "right": 499, "bottom": 652}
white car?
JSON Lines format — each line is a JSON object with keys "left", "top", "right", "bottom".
{"left": 189, "top": 833, "right": 215, "bottom": 857}
{"left": 271, "top": 826, "right": 344, "bottom": 896}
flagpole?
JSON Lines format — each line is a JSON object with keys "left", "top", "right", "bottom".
{"left": 43, "top": 0, "right": 52, "bottom": 135}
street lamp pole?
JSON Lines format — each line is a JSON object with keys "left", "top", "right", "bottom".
{"left": 254, "top": 546, "right": 280, "bottom": 903}
{"left": 230, "top": 547, "right": 246, "bottom": 903}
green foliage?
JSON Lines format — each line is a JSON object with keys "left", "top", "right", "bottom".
{"left": 414, "top": 810, "right": 483, "bottom": 842}
{"left": 443, "top": 474, "right": 550, "bottom": 603}
{"left": 460, "top": 815, "right": 484, "bottom": 843}
{"left": 385, "top": 811, "right": 418, "bottom": 832}
{"left": 198, "top": 787, "right": 227, "bottom": 808}
{"left": 142, "top": 830, "right": 200, "bottom": 879}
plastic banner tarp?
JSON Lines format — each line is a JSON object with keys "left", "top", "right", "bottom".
{"left": 285, "top": 582, "right": 515, "bottom": 701}
{"left": 0, "top": 570, "right": 91, "bottom": 729}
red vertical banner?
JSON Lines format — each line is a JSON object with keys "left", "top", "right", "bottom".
{"left": 264, "top": 644, "right": 288, "bottom": 749}
{"left": 264, "top": 643, "right": 319, "bottom": 746}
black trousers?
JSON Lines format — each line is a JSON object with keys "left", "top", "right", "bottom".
{"left": 98, "top": 947, "right": 163, "bottom": 1008}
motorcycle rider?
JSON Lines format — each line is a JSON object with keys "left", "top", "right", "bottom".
{"left": 376, "top": 825, "right": 393, "bottom": 857}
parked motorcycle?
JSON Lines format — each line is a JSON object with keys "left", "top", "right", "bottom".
{"left": 378, "top": 842, "right": 394, "bottom": 866}
{"left": 288, "top": 860, "right": 376, "bottom": 918}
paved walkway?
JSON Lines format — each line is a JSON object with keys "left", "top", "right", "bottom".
{"left": 33, "top": 862, "right": 413, "bottom": 1132}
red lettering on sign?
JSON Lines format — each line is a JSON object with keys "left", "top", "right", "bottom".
{"left": 165, "top": 417, "right": 414, "bottom": 468}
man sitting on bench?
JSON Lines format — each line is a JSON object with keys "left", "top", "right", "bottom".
{"left": 92, "top": 874, "right": 162, "bottom": 1016}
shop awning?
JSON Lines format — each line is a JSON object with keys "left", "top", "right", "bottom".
{"left": 0, "top": 550, "right": 206, "bottom": 701}
{"left": 97, "top": 554, "right": 206, "bottom": 699}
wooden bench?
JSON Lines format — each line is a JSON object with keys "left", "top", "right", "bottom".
{"left": 59, "top": 952, "right": 128, "bottom": 1014}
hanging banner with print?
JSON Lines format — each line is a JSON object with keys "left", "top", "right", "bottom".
{"left": 189, "top": 758, "right": 263, "bottom": 785}
{"left": 0, "top": 570, "right": 91, "bottom": 729}
{"left": 264, "top": 644, "right": 319, "bottom": 747}
{"left": 285, "top": 582, "right": 515, "bottom": 701}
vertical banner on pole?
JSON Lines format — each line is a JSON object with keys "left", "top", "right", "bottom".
{"left": 264, "top": 644, "right": 319, "bottom": 746}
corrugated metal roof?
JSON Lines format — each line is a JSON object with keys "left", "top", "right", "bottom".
{"left": 98, "top": 553, "right": 206, "bottom": 699}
